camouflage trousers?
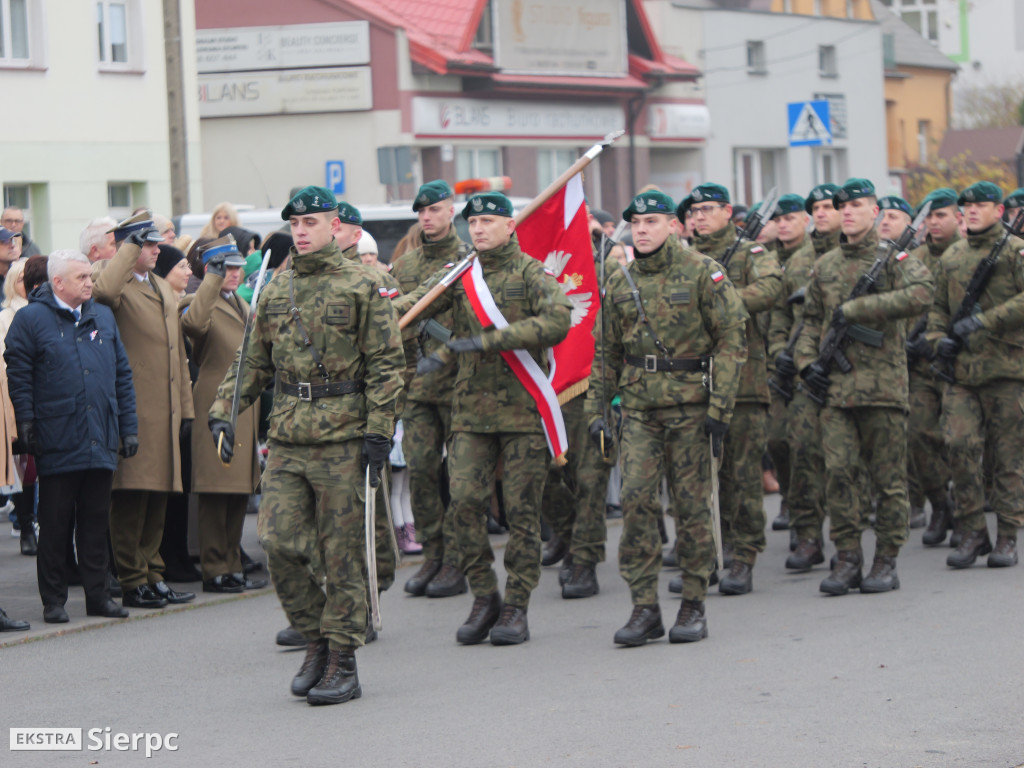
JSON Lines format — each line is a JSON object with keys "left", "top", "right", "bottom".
{"left": 542, "top": 394, "right": 608, "bottom": 567}
{"left": 719, "top": 403, "right": 767, "bottom": 565}
{"left": 257, "top": 440, "right": 369, "bottom": 651}
{"left": 448, "top": 430, "right": 551, "bottom": 607}
{"left": 402, "top": 399, "right": 453, "bottom": 563}
{"left": 619, "top": 405, "right": 715, "bottom": 604}
{"left": 766, "top": 391, "right": 791, "bottom": 500}
{"left": 908, "top": 374, "right": 950, "bottom": 508}
{"left": 820, "top": 406, "right": 909, "bottom": 556}
{"left": 941, "top": 380, "right": 1024, "bottom": 536}
{"left": 785, "top": 388, "right": 825, "bottom": 540}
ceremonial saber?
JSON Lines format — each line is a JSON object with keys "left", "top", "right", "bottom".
{"left": 365, "top": 467, "right": 382, "bottom": 631}
{"left": 398, "top": 129, "right": 625, "bottom": 330}
{"left": 219, "top": 249, "right": 273, "bottom": 466}
{"left": 380, "top": 470, "right": 401, "bottom": 562}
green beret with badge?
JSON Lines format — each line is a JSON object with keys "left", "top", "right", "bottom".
{"left": 1002, "top": 187, "right": 1024, "bottom": 209}
{"left": 624, "top": 190, "right": 675, "bottom": 222}
{"left": 413, "top": 180, "right": 454, "bottom": 212}
{"left": 918, "top": 187, "right": 958, "bottom": 214}
{"left": 281, "top": 185, "right": 339, "bottom": 220}
{"left": 879, "top": 196, "right": 912, "bottom": 216}
{"left": 771, "top": 193, "right": 806, "bottom": 218}
{"left": 805, "top": 183, "right": 840, "bottom": 213}
{"left": 461, "top": 192, "right": 514, "bottom": 220}
{"left": 833, "top": 178, "right": 876, "bottom": 205}
{"left": 958, "top": 181, "right": 1002, "bottom": 206}
{"left": 336, "top": 201, "right": 362, "bottom": 225}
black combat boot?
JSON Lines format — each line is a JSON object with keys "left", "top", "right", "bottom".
{"left": 668, "top": 599, "right": 707, "bottom": 643}
{"left": 276, "top": 626, "right": 305, "bottom": 647}
{"left": 613, "top": 604, "right": 664, "bottom": 647}
{"left": 718, "top": 561, "right": 753, "bottom": 595}
{"left": 562, "top": 563, "right": 598, "bottom": 599}
{"left": 947, "top": 527, "right": 992, "bottom": 568}
{"left": 922, "top": 494, "right": 954, "bottom": 546}
{"left": 988, "top": 536, "right": 1018, "bottom": 568}
{"left": 404, "top": 558, "right": 442, "bottom": 596}
{"left": 861, "top": 555, "right": 900, "bottom": 592}
{"left": 771, "top": 500, "right": 790, "bottom": 531}
{"left": 425, "top": 563, "right": 468, "bottom": 597}
{"left": 456, "top": 592, "right": 502, "bottom": 645}
{"left": 490, "top": 604, "right": 529, "bottom": 645}
{"left": 668, "top": 574, "right": 682, "bottom": 594}
{"left": 541, "top": 535, "right": 568, "bottom": 566}
{"left": 558, "top": 553, "right": 574, "bottom": 586}
{"left": 662, "top": 543, "right": 679, "bottom": 568}
{"left": 306, "top": 650, "right": 361, "bottom": 705}
{"left": 819, "top": 549, "right": 863, "bottom": 595}
{"left": 290, "top": 639, "right": 329, "bottom": 697}
{"left": 909, "top": 505, "right": 926, "bottom": 529}
{"left": 786, "top": 539, "right": 825, "bottom": 572}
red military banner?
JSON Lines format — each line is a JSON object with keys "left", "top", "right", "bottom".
{"left": 515, "top": 173, "right": 598, "bottom": 403}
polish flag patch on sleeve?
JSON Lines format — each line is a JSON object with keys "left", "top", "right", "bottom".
{"left": 896, "top": 251, "right": 909, "bottom": 262}
{"left": 378, "top": 286, "right": 395, "bottom": 298}
{"left": 711, "top": 270, "right": 725, "bottom": 283}
{"left": 751, "top": 245, "right": 764, "bottom": 254}
{"left": 444, "top": 262, "right": 455, "bottom": 269}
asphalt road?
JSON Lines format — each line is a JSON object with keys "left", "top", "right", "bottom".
{"left": 1, "top": 496, "right": 1022, "bottom": 767}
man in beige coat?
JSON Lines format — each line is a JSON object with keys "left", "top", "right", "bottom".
{"left": 92, "top": 213, "right": 196, "bottom": 609}
{"left": 180, "top": 236, "right": 263, "bottom": 593}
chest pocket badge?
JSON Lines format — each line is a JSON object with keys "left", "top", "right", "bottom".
{"left": 505, "top": 282, "right": 526, "bottom": 301}
{"left": 266, "top": 299, "right": 290, "bottom": 316}
{"left": 326, "top": 303, "right": 352, "bottom": 326}
{"left": 669, "top": 290, "right": 691, "bottom": 305}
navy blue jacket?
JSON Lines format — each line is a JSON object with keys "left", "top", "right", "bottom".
{"left": 4, "top": 283, "right": 138, "bottom": 477}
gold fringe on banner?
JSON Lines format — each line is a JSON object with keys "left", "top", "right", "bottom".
{"left": 557, "top": 378, "right": 590, "bottom": 406}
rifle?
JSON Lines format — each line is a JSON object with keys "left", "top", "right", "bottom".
{"left": 931, "top": 208, "right": 1024, "bottom": 384}
{"left": 718, "top": 187, "right": 781, "bottom": 271}
{"left": 768, "top": 320, "right": 804, "bottom": 404}
{"left": 597, "top": 219, "right": 628, "bottom": 464}
{"left": 802, "top": 201, "right": 932, "bottom": 407}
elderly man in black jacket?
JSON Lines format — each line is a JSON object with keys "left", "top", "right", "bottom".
{"left": 5, "top": 249, "right": 138, "bottom": 623}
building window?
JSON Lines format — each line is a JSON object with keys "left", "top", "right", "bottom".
{"left": 734, "top": 149, "right": 782, "bottom": 207}
{"left": 456, "top": 148, "right": 502, "bottom": 181}
{"left": 2, "top": 183, "right": 31, "bottom": 239}
{"left": 0, "top": 0, "right": 29, "bottom": 61}
{"left": 819, "top": 45, "right": 837, "bottom": 77}
{"left": 814, "top": 92, "right": 847, "bottom": 139}
{"left": 879, "top": 0, "right": 939, "bottom": 44}
{"left": 746, "top": 40, "right": 766, "bottom": 74}
{"left": 537, "top": 149, "right": 577, "bottom": 193}
{"left": 917, "top": 119, "right": 931, "bottom": 164}
{"left": 473, "top": 1, "right": 493, "bottom": 52}
{"left": 108, "top": 182, "right": 134, "bottom": 219}
{"left": 97, "top": 0, "right": 142, "bottom": 70}
{"left": 813, "top": 148, "right": 846, "bottom": 185}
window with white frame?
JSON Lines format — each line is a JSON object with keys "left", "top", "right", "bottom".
{"left": 746, "top": 40, "right": 766, "bottom": 74}
{"left": 878, "top": 0, "right": 939, "bottom": 44}
{"left": 108, "top": 182, "right": 133, "bottom": 219}
{"left": 819, "top": 45, "right": 837, "bottom": 77}
{"left": 734, "top": 149, "right": 782, "bottom": 207}
{"left": 97, "top": 0, "right": 143, "bottom": 70}
{"left": 456, "top": 148, "right": 502, "bottom": 182}
{"left": 537, "top": 149, "right": 577, "bottom": 194}
{"left": 0, "top": 0, "right": 45, "bottom": 68}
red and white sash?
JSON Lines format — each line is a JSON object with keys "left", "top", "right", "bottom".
{"left": 460, "top": 258, "right": 568, "bottom": 463}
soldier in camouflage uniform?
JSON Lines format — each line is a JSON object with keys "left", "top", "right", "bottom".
{"left": 689, "top": 183, "right": 783, "bottom": 595}
{"left": 391, "top": 181, "right": 470, "bottom": 598}
{"left": 587, "top": 190, "right": 748, "bottom": 646}
{"left": 766, "top": 193, "right": 829, "bottom": 571}
{"left": 807, "top": 183, "right": 842, "bottom": 258}
{"left": 1003, "top": 188, "right": 1024, "bottom": 223}
{"left": 398, "top": 191, "right": 572, "bottom": 645}
{"left": 795, "top": 178, "right": 933, "bottom": 595}
{"left": 927, "top": 181, "right": 1024, "bottom": 569}
{"left": 876, "top": 196, "right": 912, "bottom": 243}
{"left": 209, "top": 186, "right": 405, "bottom": 706}
{"left": 905, "top": 188, "right": 960, "bottom": 544}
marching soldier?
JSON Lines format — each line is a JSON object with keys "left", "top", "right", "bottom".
{"left": 689, "top": 183, "right": 783, "bottom": 594}
{"left": 876, "top": 196, "right": 913, "bottom": 244}
{"left": 209, "top": 186, "right": 405, "bottom": 705}
{"left": 807, "top": 183, "right": 842, "bottom": 257}
{"left": 927, "top": 181, "right": 1024, "bottom": 569}
{"left": 905, "top": 188, "right": 960, "bottom": 544}
{"left": 588, "top": 190, "right": 747, "bottom": 646}
{"left": 795, "top": 178, "right": 933, "bottom": 595}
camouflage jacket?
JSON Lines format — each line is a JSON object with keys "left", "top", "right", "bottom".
{"left": 401, "top": 235, "right": 572, "bottom": 434}
{"left": 908, "top": 232, "right": 958, "bottom": 379}
{"left": 585, "top": 236, "right": 748, "bottom": 424}
{"left": 694, "top": 222, "right": 782, "bottom": 403}
{"left": 926, "top": 221, "right": 1024, "bottom": 386}
{"left": 811, "top": 228, "right": 840, "bottom": 258}
{"left": 795, "top": 228, "right": 933, "bottom": 409}
{"left": 390, "top": 226, "right": 468, "bottom": 405}
{"left": 767, "top": 234, "right": 817, "bottom": 362}
{"left": 210, "top": 240, "right": 405, "bottom": 443}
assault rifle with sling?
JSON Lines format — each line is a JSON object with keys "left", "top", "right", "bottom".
{"left": 717, "top": 187, "right": 781, "bottom": 270}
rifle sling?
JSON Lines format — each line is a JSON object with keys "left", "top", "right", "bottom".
{"left": 288, "top": 270, "right": 331, "bottom": 382}
{"left": 617, "top": 262, "right": 669, "bottom": 357}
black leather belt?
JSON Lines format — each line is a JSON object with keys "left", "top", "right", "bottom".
{"left": 277, "top": 379, "right": 365, "bottom": 401}
{"left": 624, "top": 354, "right": 708, "bottom": 373}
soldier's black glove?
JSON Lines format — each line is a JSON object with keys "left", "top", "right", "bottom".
{"left": 703, "top": 416, "right": 728, "bottom": 459}
{"left": 416, "top": 352, "right": 445, "bottom": 375}
{"left": 180, "top": 418, "right": 193, "bottom": 445}
{"left": 831, "top": 305, "right": 847, "bottom": 327}
{"left": 209, "top": 417, "right": 235, "bottom": 464}
{"left": 801, "top": 361, "right": 831, "bottom": 395}
{"left": 588, "top": 418, "right": 614, "bottom": 454}
{"left": 774, "top": 350, "right": 798, "bottom": 379}
{"left": 14, "top": 420, "right": 37, "bottom": 455}
{"left": 446, "top": 336, "right": 484, "bottom": 354}
{"left": 120, "top": 434, "right": 139, "bottom": 458}
{"left": 362, "top": 433, "right": 392, "bottom": 488}
{"left": 126, "top": 227, "right": 157, "bottom": 248}
{"left": 952, "top": 315, "right": 984, "bottom": 350}
{"left": 935, "top": 336, "right": 960, "bottom": 361}
{"left": 906, "top": 333, "right": 934, "bottom": 362}
{"left": 205, "top": 253, "right": 227, "bottom": 278}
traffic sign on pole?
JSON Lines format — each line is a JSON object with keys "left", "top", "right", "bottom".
{"left": 788, "top": 100, "right": 832, "bottom": 147}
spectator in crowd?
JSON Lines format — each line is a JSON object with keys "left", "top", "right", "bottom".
{"left": 5, "top": 250, "right": 138, "bottom": 623}
{"left": 1, "top": 208, "right": 39, "bottom": 258}
{"left": 198, "top": 202, "right": 239, "bottom": 240}
{"left": 92, "top": 213, "right": 196, "bottom": 609}
{"left": 218, "top": 226, "right": 260, "bottom": 258}
{"left": 79, "top": 217, "right": 118, "bottom": 264}
{"left": 389, "top": 419, "right": 421, "bottom": 555}
{"left": 589, "top": 208, "right": 618, "bottom": 240}
{"left": 357, "top": 231, "right": 387, "bottom": 271}
{"left": 0, "top": 314, "right": 27, "bottom": 631}
{"left": 153, "top": 214, "right": 177, "bottom": 245}
{"left": 154, "top": 245, "right": 192, "bottom": 302}
{"left": 390, "top": 222, "right": 422, "bottom": 262}
{"left": 0, "top": 228, "right": 23, "bottom": 289}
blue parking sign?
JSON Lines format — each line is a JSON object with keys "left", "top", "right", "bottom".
{"left": 326, "top": 161, "right": 345, "bottom": 195}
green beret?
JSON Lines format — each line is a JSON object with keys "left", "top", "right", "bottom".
{"left": 1002, "top": 187, "right": 1024, "bottom": 209}
{"left": 413, "top": 180, "right": 454, "bottom": 212}
{"left": 771, "top": 193, "right": 806, "bottom": 218}
{"left": 918, "top": 187, "right": 958, "bottom": 214}
{"left": 833, "top": 178, "right": 876, "bottom": 205}
{"left": 804, "top": 183, "right": 840, "bottom": 213}
{"left": 624, "top": 191, "right": 676, "bottom": 222}
{"left": 879, "top": 196, "right": 912, "bottom": 216}
{"left": 337, "top": 201, "right": 362, "bottom": 225}
{"left": 690, "top": 183, "right": 730, "bottom": 205}
{"left": 461, "top": 192, "right": 514, "bottom": 220}
{"left": 958, "top": 181, "right": 1003, "bottom": 205}
{"left": 281, "top": 186, "right": 339, "bottom": 220}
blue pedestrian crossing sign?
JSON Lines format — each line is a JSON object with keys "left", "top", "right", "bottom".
{"left": 788, "top": 100, "right": 832, "bottom": 147}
